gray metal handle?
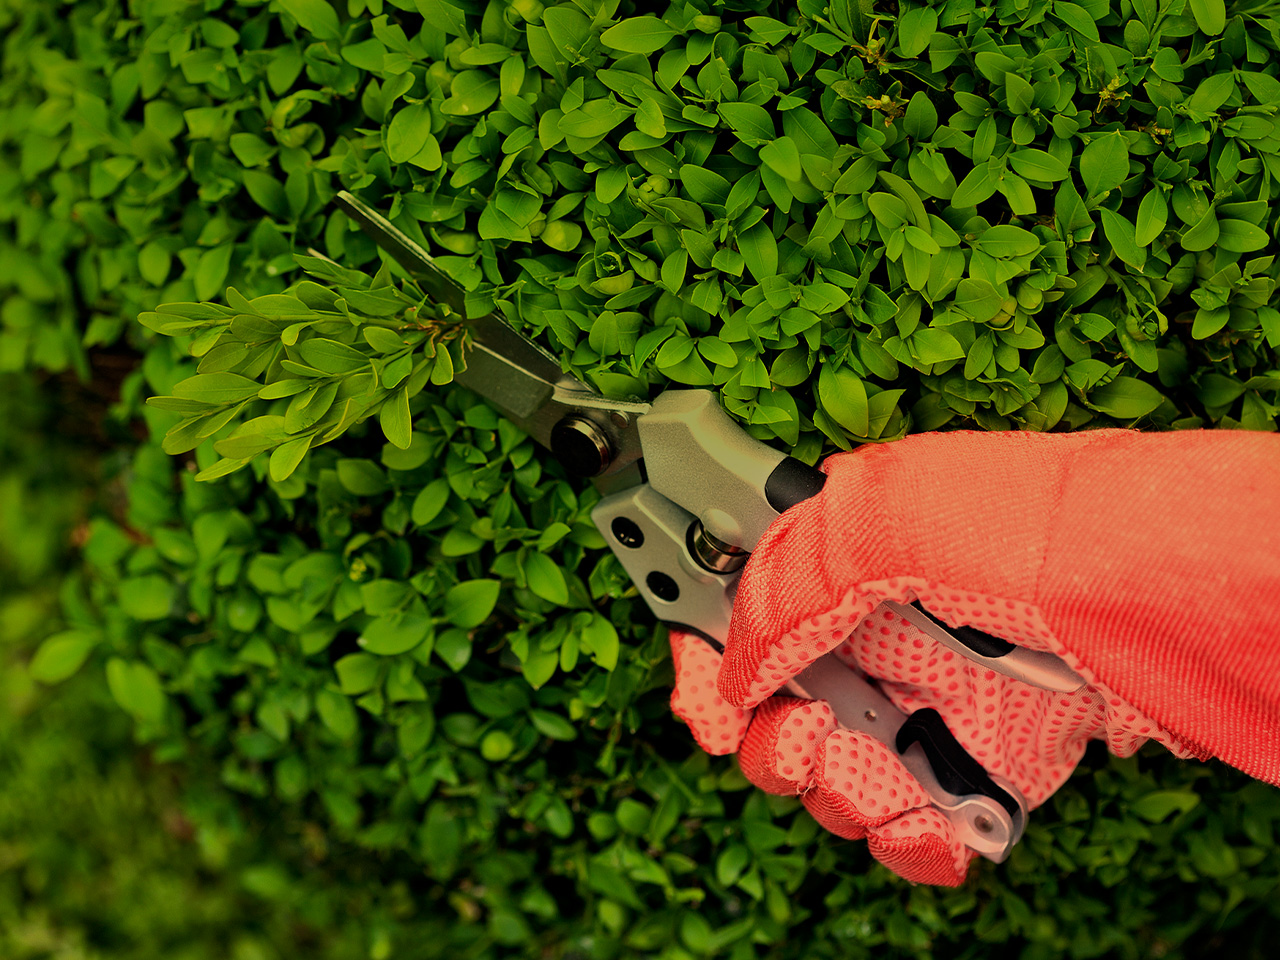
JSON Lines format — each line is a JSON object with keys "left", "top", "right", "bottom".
{"left": 638, "top": 390, "right": 823, "bottom": 550}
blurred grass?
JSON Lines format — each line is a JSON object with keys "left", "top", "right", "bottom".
{"left": 0, "top": 371, "right": 394, "bottom": 960}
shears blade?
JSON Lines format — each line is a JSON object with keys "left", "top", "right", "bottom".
{"left": 331, "top": 191, "right": 649, "bottom": 486}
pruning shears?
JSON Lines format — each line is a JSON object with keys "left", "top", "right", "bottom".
{"left": 329, "top": 191, "right": 1088, "bottom": 864}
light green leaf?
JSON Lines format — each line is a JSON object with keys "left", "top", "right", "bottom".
{"left": 387, "top": 103, "right": 434, "bottom": 163}
{"left": 1180, "top": 208, "right": 1219, "bottom": 252}
{"left": 910, "top": 327, "right": 966, "bottom": 364}
{"left": 379, "top": 386, "right": 413, "bottom": 449}
{"left": 976, "top": 224, "right": 1040, "bottom": 258}
{"left": 1008, "top": 148, "right": 1069, "bottom": 182}
{"left": 412, "top": 477, "right": 451, "bottom": 525}
{"left": 953, "top": 278, "right": 1005, "bottom": 323}
{"left": 106, "top": 658, "right": 167, "bottom": 723}
{"left": 1088, "top": 376, "right": 1165, "bottom": 418}
{"left": 1100, "top": 208, "right": 1147, "bottom": 269}
{"left": 818, "top": 363, "right": 869, "bottom": 437}
{"left": 445, "top": 579, "right": 501, "bottom": 628}
{"left": 950, "top": 164, "right": 998, "bottom": 207}
{"left": 359, "top": 608, "right": 431, "bottom": 656}
{"left": 29, "top": 631, "right": 98, "bottom": 683}
{"left": 524, "top": 552, "right": 569, "bottom": 605}
{"left": 759, "top": 137, "right": 802, "bottom": 181}
{"left": 600, "top": 16, "right": 679, "bottom": 54}
{"left": 1189, "top": 0, "right": 1226, "bottom": 34}
{"left": 1080, "top": 134, "right": 1130, "bottom": 198}
{"left": 1217, "top": 219, "right": 1270, "bottom": 253}
{"left": 279, "top": 0, "right": 342, "bottom": 40}
{"left": 737, "top": 221, "right": 777, "bottom": 281}
{"left": 718, "top": 101, "right": 774, "bottom": 142}
{"left": 1134, "top": 190, "right": 1168, "bottom": 246}
{"left": 194, "top": 244, "right": 232, "bottom": 301}
{"left": 174, "top": 373, "right": 262, "bottom": 404}
{"left": 269, "top": 434, "right": 312, "bottom": 482}
{"left": 336, "top": 459, "right": 389, "bottom": 496}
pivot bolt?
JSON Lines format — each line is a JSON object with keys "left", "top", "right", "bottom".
{"left": 551, "top": 415, "right": 613, "bottom": 477}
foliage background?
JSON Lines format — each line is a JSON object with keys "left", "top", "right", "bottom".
{"left": 2, "top": 0, "right": 1280, "bottom": 957}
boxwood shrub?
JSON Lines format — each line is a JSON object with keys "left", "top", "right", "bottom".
{"left": 6, "top": 0, "right": 1280, "bottom": 955}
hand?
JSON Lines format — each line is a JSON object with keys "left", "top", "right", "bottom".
{"left": 669, "top": 429, "right": 1280, "bottom": 884}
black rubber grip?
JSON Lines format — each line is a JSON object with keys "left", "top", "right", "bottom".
{"left": 764, "top": 456, "right": 826, "bottom": 513}
{"left": 910, "top": 601, "right": 1015, "bottom": 658}
{"left": 895, "top": 708, "right": 1019, "bottom": 817}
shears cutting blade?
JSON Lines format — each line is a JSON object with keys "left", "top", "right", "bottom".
{"left": 332, "top": 190, "right": 649, "bottom": 490}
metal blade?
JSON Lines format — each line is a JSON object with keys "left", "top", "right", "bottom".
{"left": 332, "top": 191, "right": 650, "bottom": 484}
{"left": 332, "top": 190, "right": 470, "bottom": 316}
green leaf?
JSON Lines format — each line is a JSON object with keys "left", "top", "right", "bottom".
{"left": 600, "top": 16, "right": 678, "bottom": 54}
{"left": 29, "top": 631, "right": 98, "bottom": 683}
{"left": 758, "top": 137, "right": 802, "bottom": 181}
{"left": 1099, "top": 208, "right": 1147, "bottom": 269}
{"left": 194, "top": 244, "right": 232, "bottom": 301}
{"left": 903, "top": 91, "right": 938, "bottom": 140}
{"left": 1088, "top": 376, "right": 1165, "bottom": 418}
{"left": 953, "top": 278, "right": 1005, "bottom": 323}
{"left": 337, "top": 459, "right": 389, "bottom": 496}
{"left": 412, "top": 477, "right": 451, "bottom": 525}
{"left": 580, "top": 614, "right": 619, "bottom": 670}
{"left": 524, "top": 552, "right": 568, "bottom": 605}
{"left": 910, "top": 327, "right": 966, "bottom": 365}
{"left": 818, "top": 363, "right": 869, "bottom": 437}
{"left": 297, "top": 337, "right": 369, "bottom": 374}
{"left": 445, "top": 579, "right": 501, "bottom": 628}
{"left": 1008, "top": 148, "right": 1069, "bottom": 182}
{"left": 1080, "top": 134, "right": 1129, "bottom": 199}
{"left": 1054, "top": 1, "right": 1100, "bottom": 40}
{"left": 737, "top": 221, "right": 777, "bottom": 282}
{"left": 718, "top": 102, "right": 774, "bottom": 142}
{"left": 976, "top": 224, "right": 1040, "bottom": 258}
{"left": 442, "top": 70, "right": 501, "bottom": 116}
{"left": 269, "top": 434, "right": 312, "bottom": 482}
{"left": 1189, "top": 0, "right": 1226, "bottom": 34}
{"left": 1005, "top": 74, "right": 1035, "bottom": 114}
{"left": 230, "top": 132, "right": 276, "bottom": 167}
{"left": 950, "top": 164, "right": 998, "bottom": 207}
{"left": 242, "top": 171, "right": 288, "bottom": 219}
{"left": 529, "top": 709, "right": 577, "bottom": 741}
{"left": 1134, "top": 190, "right": 1168, "bottom": 247}
{"left": 336, "top": 653, "right": 381, "bottom": 694}
{"left": 174, "top": 373, "right": 262, "bottom": 404}
{"left": 106, "top": 658, "right": 167, "bottom": 723}
{"left": 360, "top": 608, "right": 431, "bottom": 656}
{"left": 1181, "top": 208, "right": 1220, "bottom": 252}
{"left": 279, "top": 0, "right": 342, "bottom": 40}
{"left": 1217, "top": 219, "right": 1270, "bottom": 253}
{"left": 379, "top": 386, "right": 413, "bottom": 449}
{"left": 386, "top": 103, "right": 434, "bottom": 163}
{"left": 1192, "top": 306, "right": 1231, "bottom": 339}
{"left": 118, "top": 575, "right": 175, "bottom": 621}
{"left": 315, "top": 687, "right": 359, "bottom": 741}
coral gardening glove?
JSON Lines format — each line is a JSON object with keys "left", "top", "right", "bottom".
{"left": 669, "top": 428, "right": 1280, "bottom": 886}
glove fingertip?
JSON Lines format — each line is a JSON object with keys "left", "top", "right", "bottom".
{"left": 869, "top": 808, "right": 975, "bottom": 886}
{"left": 669, "top": 630, "right": 750, "bottom": 755}
{"left": 738, "top": 697, "right": 833, "bottom": 795}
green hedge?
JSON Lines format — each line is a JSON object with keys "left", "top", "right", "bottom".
{"left": 4, "top": 0, "right": 1280, "bottom": 955}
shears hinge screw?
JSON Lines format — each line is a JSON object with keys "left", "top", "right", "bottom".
{"left": 687, "top": 520, "right": 749, "bottom": 574}
{"left": 551, "top": 415, "right": 613, "bottom": 477}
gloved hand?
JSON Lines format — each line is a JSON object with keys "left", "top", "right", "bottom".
{"left": 669, "top": 429, "right": 1280, "bottom": 885}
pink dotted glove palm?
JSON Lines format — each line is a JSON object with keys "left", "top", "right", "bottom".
{"left": 669, "top": 429, "right": 1280, "bottom": 885}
